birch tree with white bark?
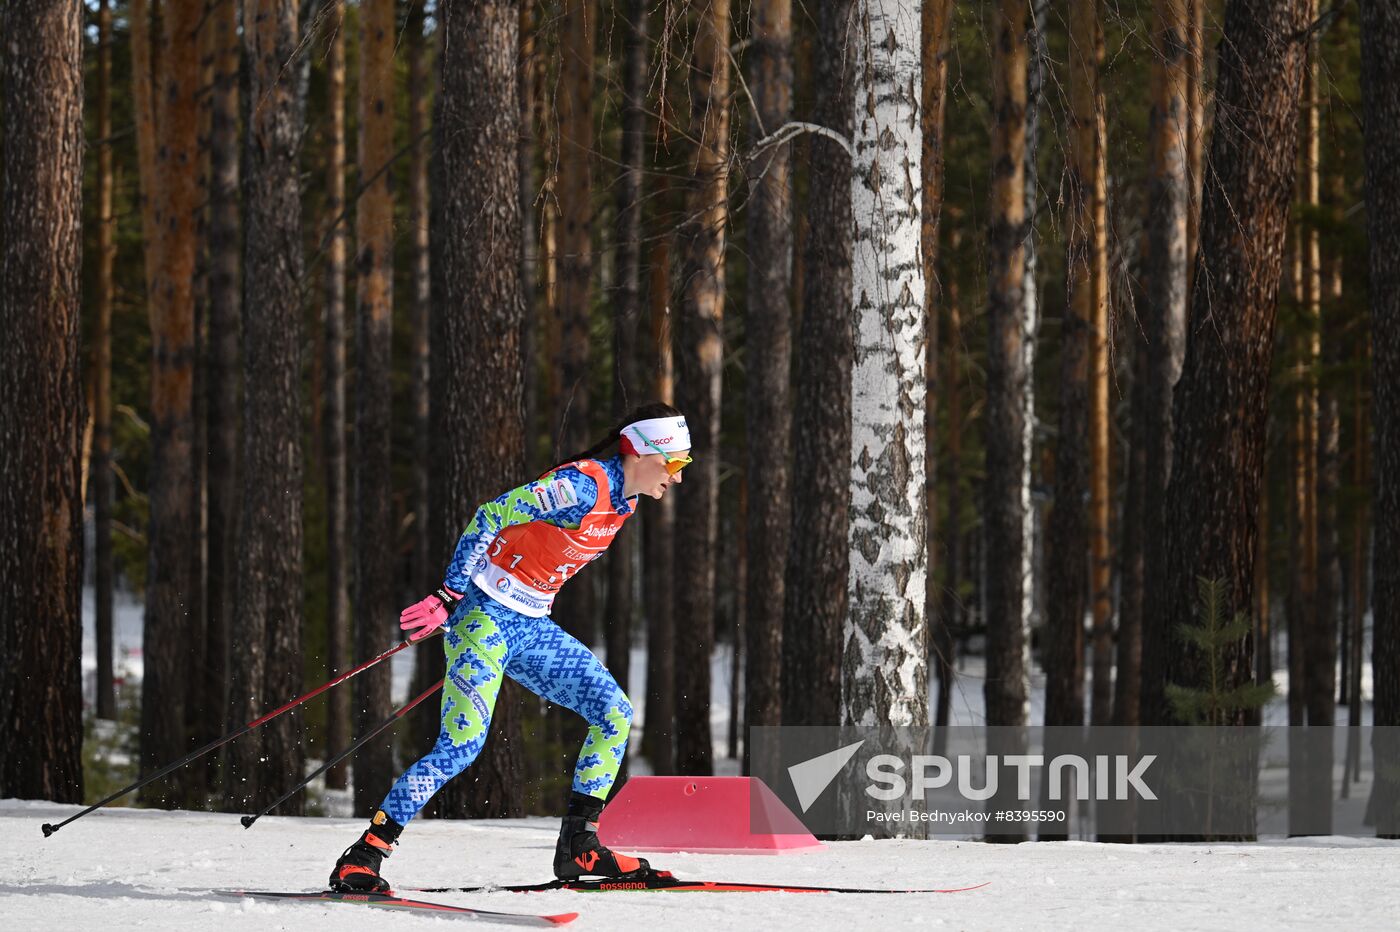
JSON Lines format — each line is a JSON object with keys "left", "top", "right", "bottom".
{"left": 843, "top": 0, "right": 929, "bottom": 730}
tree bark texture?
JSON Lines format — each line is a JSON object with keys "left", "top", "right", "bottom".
{"left": 518, "top": 0, "right": 540, "bottom": 473}
{"left": 1046, "top": 0, "right": 1100, "bottom": 731}
{"left": 230, "top": 0, "right": 306, "bottom": 812}
{"left": 845, "top": 0, "right": 928, "bottom": 730}
{"left": 936, "top": 225, "right": 963, "bottom": 739}
{"left": 139, "top": 0, "right": 202, "bottom": 806}
{"left": 1141, "top": 0, "right": 1311, "bottom": 728}
{"left": 1287, "top": 14, "right": 1322, "bottom": 732}
{"left": 323, "top": 0, "right": 350, "bottom": 791}
{"left": 606, "top": 0, "right": 648, "bottom": 706}
{"left": 205, "top": 0, "right": 241, "bottom": 788}
{"left": 642, "top": 237, "right": 677, "bottom": 770}
{"left": 0, "top": 0, "right": 85, "bottom": 804}
{"left": 1313, "top": 167, "right": 1343, "bottom": 731}
{"left": 675, "top": 0, "right": 731, "bottom": 773}
{"left": 782, "top": 0, "right": 854, "bottom": 729}
{"left": 984, "top": 0, "right": 1030, "bottom": 729}
{"left": 923, "top": 0, "right": 953, "bottom": 739}
{"left": 1021, "top": 0, "right": 1045, "bottom": 664}
{"left": 1186, "top": 0, "right": 1207, "bottom": 298}
{"left": 1359, "top": 0, "right": 1400, "bottom": 837}
{"left": 408, "top": 0, "right": 442, "bottom": 765}
{"left": 351, "top": 0, "right": 398, "bottom": 819}
{"left": 1087, "top": 48, "right": 1113, "bottom": 729}
{"left": 1120, "top": 0, "right": 1190, "bottom": 728}
{"left": 552, "top": 0, "right": 597, "bottom": 650}
{"left": 744, "top": 0, "right": 793, "bottom": 766}
{"left": 429, "top": 0, "right": 527, "bottom": 817}
{"left": 94, "top": 0, "right": 118, "bottom": 723}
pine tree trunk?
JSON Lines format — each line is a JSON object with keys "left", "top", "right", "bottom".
{"left": 351, "top": 0, "right": 398, "bottom": 819}
{"left": 541, "top": 189, "right": 562, "bottom": 477}
{"left": 1141, "top": 0, "right": 1311, "bottom": 729}
{"left": 1044, "top": 32, "right": 1105, "bottom": 820}
{"left": 408, "top": 0, "right": 441, "bottom": 766}
{"left": 845, "top": 0, "right": 927, "bottom": 732}
{"left": 231, "top": 0, "right": 306, "bottom": 812}
{"left": 743, "top": 0, "right": 793, "bottom": 771}
{"left": 1256, "top": 479, "right": 1272, "bottom": 682}
{"left": 189, "top": 0, "right": 215, "bottom": 797}
{"left": 783, "top": 0, "right": 854, "bottom": 731}
{"left": 430, "top": 0, "right": 526, "bottom": 818}
{"left": 205, "top": 0, "right": 240, "bottom": 797}
{"left": 986, "top": 0, "right": 1033, "bottom": 836}
{"left": 1088, "top": 47, "right": 1114, "bottom": 728}
{"left": 728, "top": 477, "right": 748, "bottom": 760}
{"left": 410, "top": 0, "right": 433, "bottom": 595}
{"left": 1302, "top": 25, "right": 1327, "bottom": 726}
{"left": 936, "top": 224, "right": 963, "bottom": 739}
{"left": 133, "top": 0, "right": 159, "bottom": 288}
{"left": 1186, "top": 0, "right": 1207, "bottom": 296}
{"left": 322, "top": 0, "right": 350, "bottom": 792}
{"left": 553, "top": 0, "right": 597, "bottom": 649}
{"left": 519, "top": 1, "right": 540, "bottom": 473}
{"left": 1310, "top": 179, "right": 1342, "bottom": 827}
{"left": 1294, "top": 15, "right": 1336, "bottom": 834}
{"left": 140, "top": 0, "right": 202, "bottom": 807}
{"left": 94, "top": 0, "right": 118, "bottom": 724}
{"left": 1021, "top": 0, "right": 1045, "bottom": 687}
{"left": 1359, "top": 0, "right": 1400, "bottom": 838}
{"left": 1288, "top": 16, "right": 1323, "bottom": 738}
{"left": 642, "top": 232, "right": 676, "bottom": 771}
{"left": 606, "top": 0, "right": 648, "bottom": 708}
{"left": 923, "top": 0, "right": 953, "bottom": 738}
{"left": 675, "top": 0, "right": 731, "bottom": 774}
{"left": 985, "top": 0, "right": 1030, "bottom": 730}
{"left": 1287, "top": 228, "right": 1307, "bottom": 728}
{"left": 1121, "top": 0, "right": 1190, "bottom": 729}
{"left": 1117, "top": 334, "right": 1148, "bottom": 727}
{"left": 0, "top": 0, "right": 85, "bottom": 804}
{"left": 1345, "top": 343, "right": 1366, "bottom": 752}
{"left": 557, "top": 0, "right": 595, "bottom": 451}
{"left": 1045, "top": 0, "right": 1098, "bottom": 733}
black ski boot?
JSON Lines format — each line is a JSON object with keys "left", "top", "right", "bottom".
{"left": 329, "top": 810, "right": 404, "bottom": 893}
{"left": 553, "top": 791, "right": 650, "bottom": 880}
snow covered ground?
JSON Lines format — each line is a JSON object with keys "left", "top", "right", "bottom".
{"left": 63, "top": 588, "right": 1398, "bottom": 927}
{"left": 6, "top": 798, "right": 1400, "bottom": 930}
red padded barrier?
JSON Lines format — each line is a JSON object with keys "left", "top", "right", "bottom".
{"left": 597, "top": 776, "right": 824, "bottom": 855}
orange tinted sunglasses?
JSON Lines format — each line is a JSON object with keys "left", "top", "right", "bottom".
{"left": 638, "top": 432, "right": 693, "bottom": 475}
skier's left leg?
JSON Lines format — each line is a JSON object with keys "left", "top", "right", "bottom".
{"left": 330, "top": 596, "right": 515, "bottom": 891}
{"left": 506, "top": 619, "right": 650, "bottom": 880}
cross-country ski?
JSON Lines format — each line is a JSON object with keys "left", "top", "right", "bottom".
{"left": 222, "top": 889, "right": 578, "bottom": 925}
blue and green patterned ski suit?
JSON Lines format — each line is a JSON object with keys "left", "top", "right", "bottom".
{"left": 379, "top": 456, "right": 635, "bottom": 826}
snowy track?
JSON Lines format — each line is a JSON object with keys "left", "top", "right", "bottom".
{"left": 6, "top": 799, "right": 1400, "bottom": 930}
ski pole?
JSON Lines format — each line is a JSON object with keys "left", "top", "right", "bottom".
{"left": 240, "top": 678, "right": 444, "bottom": 828}
{"left": 41, "top": 631, "right": 440, "bottom": 837}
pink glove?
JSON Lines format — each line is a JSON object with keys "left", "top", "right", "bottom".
{"left": 399, "top": 586, "right": 464, "bottom": 641}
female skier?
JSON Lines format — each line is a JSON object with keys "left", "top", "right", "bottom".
{"left": 329, "top": 403, "right": 691, "bottom": 893}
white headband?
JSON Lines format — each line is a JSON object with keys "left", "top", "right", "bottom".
{"left": 620, "top": 416, "right": 691, "bottom": 455}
